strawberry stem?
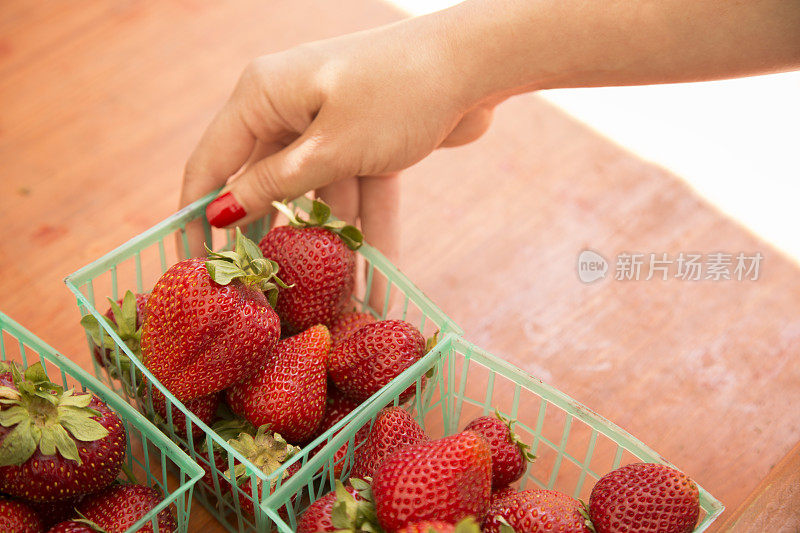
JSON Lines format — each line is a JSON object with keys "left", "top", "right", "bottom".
{"left": 272, "top": 199, "right": 364, "bottom": 250}
{"left": 205, "top": 228, "right": 291, "bottom": 306}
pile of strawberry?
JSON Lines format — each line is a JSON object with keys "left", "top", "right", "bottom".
{"left": 0, "top": 361, "right": 175, "bottom": 533}
{"left": 297, "top": 408, "right": 701, "bottom": 533}
{"left": 82, "top": 200, "right": 430, "bottom": 517}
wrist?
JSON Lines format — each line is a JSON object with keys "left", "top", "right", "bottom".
{"left": 418, "top": 0, "right": 552, "bottom": 107}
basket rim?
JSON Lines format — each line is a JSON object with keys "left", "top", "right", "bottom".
{"left": 266, "top": 334, "right": 724, "bottom": 532}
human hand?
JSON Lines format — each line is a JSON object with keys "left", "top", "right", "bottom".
{"left": 179, "top": 15, "right": 497, "bottom": 259}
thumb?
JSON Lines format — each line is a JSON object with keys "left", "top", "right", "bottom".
{"left": 205, "top": 127, "right": 351, "bottom": 228}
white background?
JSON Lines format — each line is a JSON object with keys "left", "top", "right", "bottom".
{"left": 391, "top": 0, "right": 800, "bottom": 262}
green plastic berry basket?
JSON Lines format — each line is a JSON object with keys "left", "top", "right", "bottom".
{"left": 64, "top": 192, "right": 463, "bottom": 532}
{"left": 0, "top": 311, "right": 202, "bottom": 533}
{"left": 266, "top": 334, "right": 724, "bottom": 532}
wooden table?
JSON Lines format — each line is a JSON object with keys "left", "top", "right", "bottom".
{"left": 1, "top": 1, "right": 798, "bottom": 530}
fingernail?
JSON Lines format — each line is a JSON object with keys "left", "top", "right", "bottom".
{"left": 206, "top": 192, "right": 246, "bottom": 227}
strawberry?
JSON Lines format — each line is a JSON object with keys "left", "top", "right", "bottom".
{"left": 311, "top": 385, "right": 362, "bottom": 441}
{"left": 372, "top": 431, "right": 493, "bottom": 532}
{"left": 46, "top": 521, "right": 96, "bottom": 533}
{"left": 304, "top": 386, "right": 365, "bottom": 478}
{"left": 350, "top": 406, "right": 429, "bottom": 480}
{"left": 146, "top": 388, "right": 220, "bottom": 440}
{"left": 589, "top": 463, "right": 700, "bottom": 533}
{"left": 397, "top": 522, "right": 456, "bottom": 533}
{"left": 0, "top": 363, "right": 125, "bottom": 502}
{"left": 80, "top": 291, "right": 149, "bottom": 372}
{"left": 0, "top": 496, "right": 43, "bottom": 533}
{"left": 28, "top": 497, "right": 83, "bottom": 529}
{"left": 296, "top": 479, "right": 373, "bottom": 533}
{"left": 142, "top": 229, "right": 285, "bottom": 402}
{"left": 81, "top": 290, "right": 220, "bottom": 439}
{"left": 397, "top": 517, "right": 481, "bottom": 533}
{"left": 330, "top": 311, "right": 376, "bottom": 346}
{"left": 261, "top": 199, "right": 363, "bottom": 336}
{"left": 482, "top": 489, "right": 592, "bottom": 533}
{"left": 463, "top": 412, "right": 535, "bottom": 489}
{"left": 329, "top": 320, "right": 426, "bottom": 403}
{"left": 76, "top": 483, "right": 175, "bottom": 533}
{"left": 490, "top": 485, "right": 517, "bottom": 504}
{"left": 225, "top": 325, "right": 330, "bottom": 444}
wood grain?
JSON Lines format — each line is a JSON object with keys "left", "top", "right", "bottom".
{"left": 0, "top": 0, "right": 798, "bottom": 530}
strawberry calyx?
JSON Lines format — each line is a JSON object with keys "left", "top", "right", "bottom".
{"left": 80, "top": 290, "right": 144, "bottom": 395}
{"left": 203, "top": 415, "right": 257, "bottom": 453}
{"left": 578, "top": 500, "right": 597, "bottom": 533}
{"left": 331, "top": 478, "right": 383, "bottom": 532}
{"left": 497, "top": 516, "right": 516, "bottom": 533}
{"left": 272, "top": 199, "right": 364, "bottom": 250}
{"left": 0, "top": 362, "right": 109, "bottom": 467}
{"left": 453, "top": 517, "right": 482, "bottom": 533}
{"left": 70, "top": 514, "right": 109, "bottom": 533}
{"left": 223, "top": 425, "right": 300, "bottom": 489}
{"left": 494, "top": 410, "right": 537, "bottom": 463}
{"left": 205, "top": 228, "right": 290, "bottom": 307}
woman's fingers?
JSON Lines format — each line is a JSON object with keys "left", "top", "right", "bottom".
{"left": 358, "top": 173, "right": 401, "bottom": 313}
{"left": 178, "top": 101, "right": 258, "bottom": 257}
{"left": 316, "top": 176, "right": 360, "bottom": 226}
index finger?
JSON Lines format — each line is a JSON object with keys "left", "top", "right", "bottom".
{"left": 179, "top": 101, "right": 256, "bottom": 258}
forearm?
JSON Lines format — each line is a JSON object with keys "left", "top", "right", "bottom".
{"left": 422, "top": 0, "right": 800, "bottom": 103}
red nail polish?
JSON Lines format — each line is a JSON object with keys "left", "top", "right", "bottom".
{"left": 206, "top": 192, "right": 246, "bottom": 227}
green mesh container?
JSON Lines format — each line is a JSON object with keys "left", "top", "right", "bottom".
{"left": 0, "top": 312, "right": 202, "bottom": 533}
{"left": 64, "top": 192, "right": 463, "bottom": 532}
{"left": 267, "top": 334, "right": 724, "bottom": 532}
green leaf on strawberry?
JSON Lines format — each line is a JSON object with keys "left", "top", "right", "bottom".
{"left": 272, "top": 199, "right": 364, "bottom": 250}
{"left": 0, "top": 362, "right": 110, "bottom": 467}
{"left": 223, "top": 425, "right": 300, "bottom": 487}
{"left": 205, "top": 228, "right": 290, "bottom": 307}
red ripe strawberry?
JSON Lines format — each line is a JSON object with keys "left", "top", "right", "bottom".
{"left": 397, "top": 518, "right": 481, "bottom": 533}
{"left": 0, "top": 497, "right": 43, "bottom": 533}
{"left": 330, "top": 311, "right": 376, "bottom": 346}
{"left": 589, "top": 463, "right": 700, "bottom": 533}
{"left": 482, "top": 489, "right": 592, "bottom": 533}
{"left": 81, "top": 291, "right": 149, "bottom": 370}
{"left": 311, "top": 385, "right": 362, "bottom": 441}
{"left": 260, "top": 199, "right": 363, "bottom": 336}
{"left": 77, "top": 483, "right": 175, "bottom": 533}
{"left": 463, "top": 413, "right": 535, "bottom": 489}
{"left": 329, "top": 320, "right": 426, "bottom": 403}
{"left": 296, "top": 479, "right": 371, "bottom": 533}
{"left": 372, "top": 431, "right": 493, "bottom": 532}
{"left": 304, "top": 387, "right": 364, "bottom": 478}
{"left": 46, "top": 521, "right": 97, "bottom": 533}
{"left": 80, "top": 291, "right": 149, "bottom": 399}
{"left": 350, "top": 406, "right": 429, "bottom": 480}
{"left": 397, "top": 522, "right": 456, "bottom": 533}
{"left": 142, "top": 229, "right": 284, "bottom": 402}
{"left": 45, "top": 520, "right": 84, "bottom": 533}
{"left": 147, "top": 388, "right": 220, "bottom": 440}
{"left": 490, "top": 485, "right": 517, "bottom": 504}
{"left": 0, "top": 363, "right": 125, "bottom": 503}
{"left": 28, "top": 496, "right": 83, "bottom": 529}
{"left": 307, "top": 422, "right": 370, "bottom": 479}
{"left": 225, "top": 325, "right": 330, "bottom": 444}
